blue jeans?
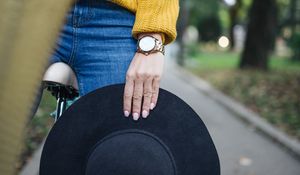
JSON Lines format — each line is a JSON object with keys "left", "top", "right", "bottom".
{"left": 50, "top": 0, "right": 136, "bottom": 96}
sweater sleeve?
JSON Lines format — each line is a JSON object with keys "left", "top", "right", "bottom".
{"left": 132, "top": 0, "right": 179, "bottom": 45}
{"left": 109, "top": 0, "right": 138, "bottom": 13}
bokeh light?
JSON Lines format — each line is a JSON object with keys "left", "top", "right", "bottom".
{"left": 224, "top": 0, "right": 236, "bottom": 6}
{"left": 218, "top": 36, "right": 230, "bottom": 48}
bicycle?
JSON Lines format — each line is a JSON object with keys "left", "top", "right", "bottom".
{"left": 32, "top": 62, "right": 79, "bottom": 122}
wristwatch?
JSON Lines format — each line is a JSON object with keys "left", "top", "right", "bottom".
{"left": 137, "top": 35, "right": 165, "bottom": 56}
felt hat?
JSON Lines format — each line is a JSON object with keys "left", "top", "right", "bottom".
{"left": 40, "top": 84, "right": 220, "bottom": 175}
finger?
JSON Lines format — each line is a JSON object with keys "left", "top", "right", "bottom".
{"left": 141, "top": 77, "right": 153, "bottom": 118}
{"left": 132, "top": 78, "right": 143, "bottom": 121}
{"left": 123, "top": 73, "right": 134, "bottom": 117}
{"left": 150, "top": 77, "right": 160, "bottom": 110}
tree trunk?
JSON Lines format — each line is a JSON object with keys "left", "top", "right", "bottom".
{"left": 239, "top": 0, "right": 278, "bottom": 70}
{"left": 290, "top": 0, "right": 296, "bottom": 35}
{"left": 289, "top": 0, "right": 300, "bottom": 61}
{"left": 228, "top": 0, "right": 242, "bottom": 50}
{"left": 176, "top": 0, "right": 190, "bottom": 66}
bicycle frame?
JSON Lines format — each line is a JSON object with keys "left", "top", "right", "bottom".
{"left": 42, "top": 62, "right": 79, "bottom": 121}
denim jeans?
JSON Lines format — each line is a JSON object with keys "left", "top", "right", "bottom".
{"left": 50, "top": 0, "right": 137, "bottom": 96}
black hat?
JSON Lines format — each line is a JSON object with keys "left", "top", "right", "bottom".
{"left": 40, "top": 84, "right": 220, "bottom": 175}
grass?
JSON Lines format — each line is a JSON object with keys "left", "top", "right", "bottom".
{"left": 17, "top": 91, "right": 55, "bottom": 171}
{"left": 187, "top": 51, "right": 300, "bottom": 139}
{"left": 189, "top": 51, "right": 300, "bottom": 71}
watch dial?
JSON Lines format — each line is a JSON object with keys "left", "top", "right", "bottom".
{"left": 139, "top": 37, "right": 156, "bottom": 52}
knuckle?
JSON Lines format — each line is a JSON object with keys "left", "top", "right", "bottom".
{"left": 152, "top": 91, "right": 157, "bottom": 96}
{"left": 136, "top": 74, "right": 142, "bottom": 79}
{"left": 153, "top": 84, "right": 160, "bottom": 91}
{"left": 133, "top": 94, "right": 142, "bottom": 100}
{"left": 153, "top": 74, "right": 161, "bottom": 80}
{"left": 152, "top": 90, "right": 159, "bottom": 96}
{"left": 132, "top": 103, "right": 140, "bottom": 111}
{"left": 143, "top": 91, "right": 152, "bottom": 97}
{"left": 136, "top": 71, "right": 152, "bottom": 79}
{"left": 144, "top": 73, "right": 152, "bottom": 79}
{"left": 124, "top": 92, "right": 132, "bottom": 98}
{"left": 126, "top": 72, "right": 135, "bottom": 80}
{"left": 136, "top": 72, "right": 144, "bottom": 79}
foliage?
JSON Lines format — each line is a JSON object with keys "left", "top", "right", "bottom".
{"left": 214, "top": 70, "right": 300, "bottom": 138}
{"left": 197, "top": 16, "right": 222, "bottom": 42}
{"left": 288, "top": 32, "right": 300, "bottom": 61}
{"left": 277, "top": 0, "right": 293, "bottom": 26}
{"left": 188, "top": 0, "right": 220, "bottom": 25}
{"left": 188, "top": 0, "right": 222, "bottom": 42}
{"left": 17, "top": 91, "right": 55, "bottom": 171}
{"left": 186, "top": 43, "right": 202, "bottom": 58}
{"left": 187, "top": 51, "right": 300, "bottom": 139}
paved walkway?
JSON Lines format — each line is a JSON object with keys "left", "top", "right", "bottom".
{"left": 161, "top": 46, "right": 300, "bottom": 175}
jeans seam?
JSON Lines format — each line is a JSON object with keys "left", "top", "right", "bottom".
{"left": 86, "top": 0, "right": 93, "bottom": 21}
{"left": 68, "top": 3, "right": 78, "bottom": 66}
{"left": 77, "top": 0, "right": 92, "bottom": 26}
{"left": 70, "top": 65, "right": 83, "bottom": 96}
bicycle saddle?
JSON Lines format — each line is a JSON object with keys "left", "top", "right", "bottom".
{"left": 43, "top": 62, "right": 78, "bottom": 90}
{"left": 43, "top": 62, "right": 79, "bottom": 100}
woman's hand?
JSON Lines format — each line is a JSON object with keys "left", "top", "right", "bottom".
{"left": 123, "top": 33, "right": 164, "bottom": 121}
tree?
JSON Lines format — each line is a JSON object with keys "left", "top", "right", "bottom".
{"left": 189, "top": 0, "right": 221, "bottom": 42}
{"left": 177, "top": 0, "right": 191, "bottom": 66}
{"left": 240, "top": 0, "right": 278, "bottom": 70}
{"left": 289, "top": 0, "right": 297, "bottom": 34}
{"left": 228, "top": 0, "right": 242, "bottom": 50}
{"left": 197, "top": 16, "right": 222, "bottom": 42}
{"left": 177, "top": 0, "right": 220, "bottom": 65}
{"left": 288, "top": 0, "right": 300, "bottom": 61}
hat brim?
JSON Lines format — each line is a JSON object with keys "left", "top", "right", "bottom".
{"left": 40, "top": 83, "right": 220, "bottom": 175}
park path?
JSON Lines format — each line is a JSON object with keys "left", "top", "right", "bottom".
{"left": 160, "top": 45, "right": 300, "bottom": 175}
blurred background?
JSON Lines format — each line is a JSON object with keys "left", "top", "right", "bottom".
{"left": 174, "top": 0, "right": 300, "bottom": 139}
{"left": 1, "top": 0, "right": 299, "bottom": 174}
{"left": 174, "top": 0, "right": 300, "bottom": 138}
{"left": 165, "top": 0, "right": 300, "bottom": 174}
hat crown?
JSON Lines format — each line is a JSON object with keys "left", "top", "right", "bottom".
{"left": 85, "top": 130, "right": 176, "bottom": 175}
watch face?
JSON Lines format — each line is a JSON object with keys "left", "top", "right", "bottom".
{"left": 139, "top": 36, "right": 156, "bottom": 52}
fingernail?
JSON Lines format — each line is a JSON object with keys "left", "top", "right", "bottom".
{"left": 124, "top": 111, "right": 129, "bottom": 117}
{"left": 133, "top": 113, "right": 139, "bottom": 121}
{"left": 150, "top": 103, "right": 155, "bottom": 110}
{"left": 142, "top": 110, "right": 148, "bottom": 118}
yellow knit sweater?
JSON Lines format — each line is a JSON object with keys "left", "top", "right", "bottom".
{"left": 109, "top": 0, "right": 179, "bottom": 45}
